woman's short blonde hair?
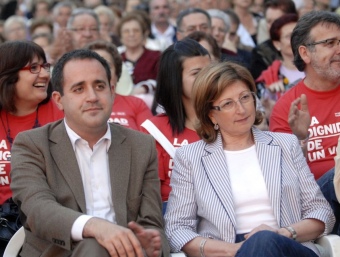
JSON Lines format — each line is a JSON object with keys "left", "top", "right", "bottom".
{"left": 192, "top": 62, "right": 263, "bottom": 143}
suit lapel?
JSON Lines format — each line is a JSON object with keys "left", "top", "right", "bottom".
{"left": 108, "top": 125, "right": 130, "bottom": 227}
{"left": 202, "top": 135, "right": 237, "bottom": 227}
{"left": 253, "top": 128, "right": 282, "bottom": 225}
{"left": 49, "top": 121, "right": 86, "bottom": 213}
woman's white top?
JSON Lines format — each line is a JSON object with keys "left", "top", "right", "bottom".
{"left": 237, "top": 23, "right": 256, "bottom": 48}
{"left": 280, "top": 65, "right": 305, "bottom": 85}
{"left": 224, "top": 145, "right": 279, "bottom": 234}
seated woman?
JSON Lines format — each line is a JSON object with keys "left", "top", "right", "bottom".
{"left": 0, "top": 40, "right": 64, "bottom": 254}
{"left": 117, "top": 12, "right": 161, "bottom": 96}
{"left": 256, "top": 14, "right": 303, "bottom": 125}
{"left": 141, "top": 39, "right": 211, "bottom": 214}
{"left": 256, "top": 14, "right": 304, "bottom": 101}
{"left": 165, "top": 62, "right": 335, "bottom": 257}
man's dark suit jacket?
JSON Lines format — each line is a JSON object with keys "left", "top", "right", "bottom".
{"left": 10, "top": 120, "right": 170, "bottom": 257}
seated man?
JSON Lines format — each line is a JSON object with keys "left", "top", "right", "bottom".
{"left": 10, "top": 49, "right": 170, "bottom": 257}
{"left": 270, "top": 11, "right": 340, "bottom": 236}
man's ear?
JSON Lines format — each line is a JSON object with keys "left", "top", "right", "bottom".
{"left": 298, "top": 45, "right": 311, "bottom": 65}
{"left": 52, "top": 91, "right": 64, "bottom": 111}
{"left": 110, "top": 84, "right": 116, "bottom": 99}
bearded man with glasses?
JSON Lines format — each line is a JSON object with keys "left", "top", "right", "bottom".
{"left": 270, "top": 10, "right": 340, "bottom": 236}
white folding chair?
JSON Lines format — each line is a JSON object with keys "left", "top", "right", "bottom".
{"left": 3, "top": 226, "right": 24, "bottom": 257}
{"left": 315, "top": 234, "right": 340, "bottom": 257}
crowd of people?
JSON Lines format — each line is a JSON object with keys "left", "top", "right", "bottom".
{"left": 0, "top": 0, "right": 340, "bottom": 256}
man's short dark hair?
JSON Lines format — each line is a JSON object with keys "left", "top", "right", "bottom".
{"left": 291, "top": 11, "right": 340, "bottom": 71}
{"left": 176, "top": 8, "right": 211, "bottom": 31}
{"left": 52, "top": 49, "right": 112, "bottom": 95}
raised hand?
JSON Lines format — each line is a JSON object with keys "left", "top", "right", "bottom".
{"left": 288, "top": 94, "right": 310, "bottom": 139}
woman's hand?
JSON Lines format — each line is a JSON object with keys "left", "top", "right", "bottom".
{"left": 267, "top": 80, "right": 285, "bottom": 93}
{"left": 244, "top": 224, "right": 278, "bottom": 240}
{"left": 128, "top": 222, "right": 161, "bottom": 257}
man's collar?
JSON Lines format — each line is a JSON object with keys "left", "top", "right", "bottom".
{"left": 64, "top": 118, "right": 111, "bottom": 151}
{"left": 151, "top": 23, "right": 175, "bottom": 36}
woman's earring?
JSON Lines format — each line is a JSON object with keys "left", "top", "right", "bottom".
{"left": 214, "top": 123, "right": 219, "bottom": 130}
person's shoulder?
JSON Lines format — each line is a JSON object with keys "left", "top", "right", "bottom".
{"left": 261, "top": 130, "right": 298, "bottom": 145}
{"left": 253, "top": 39, "right": 276, "bottom": 54}
{"left": 147, "top": 114, "right": 169, "bottom": 127}
{"left": 274, "top": 80, "right": 304, "bottom": 106}
{"left": 39, "top": 99, "right": 64, "bottom": 120}
{"left": 110, "top": 122, "right": 153, "bottom": 141}
{"left": 16, "top": 119, "right": 64, "bottom": 141}
{"left": 143, "top": 115, "right": 172, "bottom": 135}
{"left": 143, "top": 48, "right": 161, "bottom": 57}
{"left": 263, "top": 130, "right": 295, "bottom": 139}
{"left": 176, "top": 138, "right": 206, "bottom": 155}
{"left": 115, "top": 94, "right": 147, "bottom": 107}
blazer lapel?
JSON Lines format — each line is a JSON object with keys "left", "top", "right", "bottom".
{"left": 49, "top": 121, "right": 86, "bottom": 213}
{"left": 202, "top": 134, "right": 237, "bottom": 227}
{"left": 253, "top": 128, "right": 282, "bottom": 225}
{"left": 108, "top": 125, "right": 130, "bottom": 227}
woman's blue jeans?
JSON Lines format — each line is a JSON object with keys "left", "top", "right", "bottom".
{"left": 235, "top": 231, "right": 318, "bottom": 257}
{"left": 317, "top": 168, "right": 340, "bottom": 235}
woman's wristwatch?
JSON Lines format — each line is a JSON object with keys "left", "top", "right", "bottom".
{"left": 283, "top": 226, "right": 297, "bottom": 240}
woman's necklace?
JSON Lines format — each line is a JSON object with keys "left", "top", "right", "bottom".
{"left": 0, "top": 106, "right": 40, "bottom": 147}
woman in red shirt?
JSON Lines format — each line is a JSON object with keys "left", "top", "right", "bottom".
{"left": 141, "top": 38, "right": 211, "bottom": 213}
{"left": 0, "top": 41, "right": 64, "bottom": 252}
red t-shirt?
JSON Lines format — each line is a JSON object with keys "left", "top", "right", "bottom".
{"left": 0, "top": 100, "right": 64, "bottom": 204}
{"left": 109, "top": 94, "right": 152, "bottom": 131}
{"left": 270, "top": 80, "right": 340, "bottom": 179}
{"left": 141, "top": 114, "right": 200, "bottom": 201}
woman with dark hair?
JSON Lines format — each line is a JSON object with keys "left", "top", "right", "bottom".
{"left": 186, "top": 31, "right": 221, "bottom": 62}
{"left": 256, "top": 13, "right": 302, "bottom": 100}
{"left": 0, "top": 41, "right": 63, "bottom": 250}
{"left": 256, "top": 14, "right": 303, "bottom": 124}
{"left": 165, "top": 62, "right": 334, "bottom": 257}
{"left": 141, "top": 38, "right": 211, "bottom": 213}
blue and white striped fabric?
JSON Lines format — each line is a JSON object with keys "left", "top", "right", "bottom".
{"left": 164, "top": 127, "right": 335, "bottom": 256}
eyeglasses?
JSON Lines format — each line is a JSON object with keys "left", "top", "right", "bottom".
{"left": 306, "top": 38, "right": 340, "bottom": 48}
{"left": 21, "top": 63, "right": 51, "bottom": 74}
{"left": 70, "top": 27, "right": 99, "bottom": 34}
{"left": 211, "top": 91, "right": 256, "bottom": 111}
